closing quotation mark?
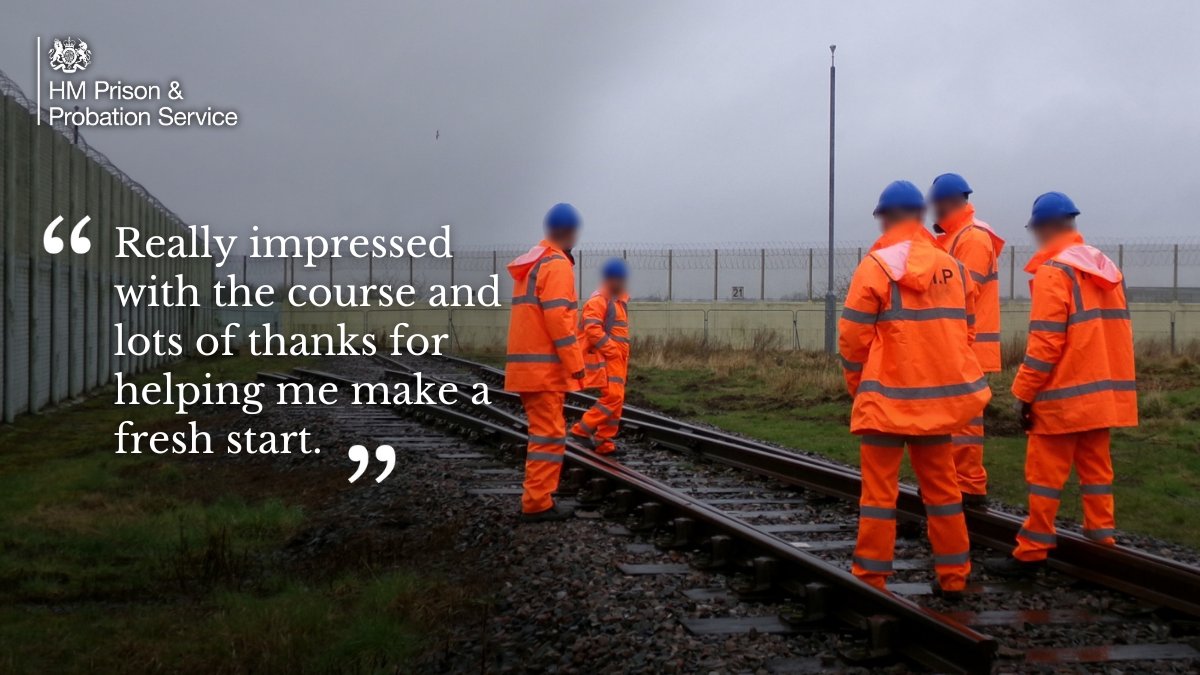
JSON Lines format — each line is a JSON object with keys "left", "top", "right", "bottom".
{"left": 347, "top": 444, "right": 396, "bottom": 483}
{"left": 43, "top": 215, "right": 92, "bottom": 254}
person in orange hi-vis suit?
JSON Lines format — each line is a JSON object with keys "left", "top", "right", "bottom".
{"left": 504, "top": 203, "right": 587, "bottom": 523}
{"left": 929, "top": 173, "right": 1006, "bottom": 506}
{"left": 571, "top": 258, "right": 630, "bottom": 455}
{"left": 987, "top": 192, "right": 1137, "bottom": 576}
{"left": 839, "top": 180, "right": 991, "bottom": 599}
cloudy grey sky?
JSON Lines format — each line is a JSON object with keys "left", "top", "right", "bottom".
{"left": 3, "top": 1, "right": 1198, "bottom": 246}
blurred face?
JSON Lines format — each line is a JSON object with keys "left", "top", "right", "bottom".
{"left": 933, "top": 195, "right": 967, "bottom": 224}
{"left": 547, "top": 227, "right": 580, "bottom": 250}
{"left": 877, "top": 207, "right": 925, "bottom": 232}
{"left": 1030, "top": 218, "right": 1076, "bottom": 247}
{"left": 603, "top": 276, "right": 627, "bottom": 296}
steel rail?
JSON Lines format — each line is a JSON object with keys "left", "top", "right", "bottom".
{"left": 297, "top": 362, "right": 999, "bottom": 673}
{"left": 432, "top": 353, "right": 1200, "bottom": 618}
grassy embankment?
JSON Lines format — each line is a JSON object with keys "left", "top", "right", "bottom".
{"left": 0, "top": 355, "right": 449, "bottom": 674}
{"left": 612, "top": 334, "right": 1200, "bottom": 548}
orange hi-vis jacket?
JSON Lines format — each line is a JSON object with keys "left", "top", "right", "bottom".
{"left": 503, "top": 240, "right": 586, "bottom": 392}
{"left": 1011, "top": 232, "right": 1138, "bottom": 434}
{"left": 579, "top": 289, "right": 630, "bottom": 389}
{"left": 839, "top": 222, "right": 991, "bottom": 436}
{"left": 936, "top": 204, "right": 1005, "bottom": 372}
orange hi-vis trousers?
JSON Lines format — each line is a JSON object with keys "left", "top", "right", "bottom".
{"left": 520, "top": 391, "right": 568, "bottom": 514}
{"left": 854, "top": 435, "right": 971, "bottom": 592}
{"left": 1014, "top": 429, "right": 1116, "bottom": 561}
{"left": 574, "top": 355, "right": 627, "bottom": 454}
{"left": 952, "top": 414, "right": 987, "bottom": 496}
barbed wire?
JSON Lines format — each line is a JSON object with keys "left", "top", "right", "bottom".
{"left": 0, "top": 68, "right": 188, "bottom": 231}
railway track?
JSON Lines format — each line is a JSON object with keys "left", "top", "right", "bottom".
{"left": 267, "top": 355, "right": 1200, "bottom": 673}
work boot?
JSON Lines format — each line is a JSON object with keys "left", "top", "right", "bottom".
{"left": 930, "top": 580, "right": 964, "bottom": 602}
{"left": 569, "top": 427, "right": 595, "bottom": 449}
{"left": 982, "top": 556, "right": 1044, "bottom": 578}
{"left": 962, "top": 493, "right": 990, "bottom": 509}
{"left": 519, "top": 501, "right": 575, "bottom": 523}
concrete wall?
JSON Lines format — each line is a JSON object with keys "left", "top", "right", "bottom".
{"left": 281, "top": 300, "right": 1200, "bottom": 352}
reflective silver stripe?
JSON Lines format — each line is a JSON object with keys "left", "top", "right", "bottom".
{"left": 603, "top": 298, "right": 618, "bottom": 332}
{"left": 541, "top": 298, "right": 577, "bottom": 310}
{"left": 857, "top": 377, "right": 989, "bottom": 400}
{"left": 852, "top": 556, "right": 893, "bottom": 573}
{"left": 841, "top": 307, "right": 877, "bottom": 324}
{"left": 1068, "top": 308, "right": 1132, "bottom": 325}
{"left": 585, "top": 362, "right": 606, "bottom": 370}
{"left": 933, "top": 550, "right": 971, "bottom": 565}
{"left": 859, "top": 505, "right": 896, "bottom": 519}
{"left": 1028, "top": 483, "right": 1062, "bottom": 499}
{"left": 1029, "top": 320, "right": 1067, "bottom": 332}
{"left": 1080, "top": 483, "right": 1113, "bottom": 495}
{"left": 1047, "top": 261, "right": 1085, "bottom": 313}
{"left": 613, "top": 320, "right": 628, "bottom": 327}
{"left": 595, "top": 403, "right": 615, "bottom": 417}
{"left": 967, "top": 313, "right": 976, "bottom": 327}
{"left": 1083, "top": 528, "right": 1115, "bottom": 540}
{"left": 975, "top": 332, "right": 1000, "bottom": 342}
{"left": 1034, "top": 379, "right": 1137, "bottom": 402}
{"left": 608, "top": 376, "right": 625, "bottom": 384}
{"left": 952, "top": 435, "right": 985, "bottom": 445}
{"left": 879, "top": 306, "right": 968, "bottom": 322}
{"left": 526, "top": 451, "right": 564, "bottom": 463}
{"left": 614, "top": 336, "right": 631, "bottom": 344}
{"left": 861, "top": 434, "right": 905, "bottom": 447}
{"left": 970, "top": 270, "right": 999, "bottom": 284}
{"left": 1018, "top": 527, "right": 1057, "bottom": 545}
{"left": 1023, "top": 355, "right": 1055, "bottom": 372}
{"left": 583, "top": 318, "right": 603, "bottom": 325}
{"left": 840, "top": 355, "right": 864, "bottom": 372}
{"left": 925, "top": 502, "right": 964, "bottom": 517}
{"left": 578, "top": 421, "right": 596, "bottom": 434}
{"left": 595, "top": 335, "right": 611, "bottom": 348}
{"left": 511, "top": 254, "right": 566, "bottom": 305}
{"left": 507, "top": 353, "right": 561, "bottom": 363}
{"left": 553, "top": 335, "right": 577, "bottom": 348}
{"left": 528, "top": 434, "right": 567, "bottom": 446}
{"left": 968, "top": 416, "right": 984, "bottom": 426}
{"left": 909, "top": 435, "right": 952, "bottom": 446}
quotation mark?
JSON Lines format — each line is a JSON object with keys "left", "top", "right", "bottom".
{"left": 43, "top": 215, "right": 92, "bottom": 254}
{"left": 347, "top": 444, "right": 396, "bottom": 483}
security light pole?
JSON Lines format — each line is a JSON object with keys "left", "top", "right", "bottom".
{"left": 823, "top": 45, "right": 838, "bottom": 354}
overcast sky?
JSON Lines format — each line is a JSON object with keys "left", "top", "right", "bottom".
{"left": 3, "top": 1, "right": 1198, "bottom": 247}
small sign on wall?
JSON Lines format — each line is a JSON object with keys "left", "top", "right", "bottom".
{"left": 731, "top": 286, "right": 744, "bottom": 299}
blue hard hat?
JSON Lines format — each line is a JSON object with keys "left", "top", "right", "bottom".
{"left": 1028, "top": 192, "right": 1080, "bottom": 227}
{"left": 929, "top": 173, "right": 973, "bottom": 202}
{"left": 601, "top": 257, "right": 628, "bottom": 280}
{"left": 873, "top": 180, "right": 926, "bottom": 215}
{"left": 544, "top": 202, "right": 581, "bottom": 231}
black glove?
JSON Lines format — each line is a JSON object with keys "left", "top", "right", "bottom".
{"left": 1017, "top": 401, "right": 1034, "bottom": 432}
{"left": 571, "top": 370, "right": 585, "bottom": 381}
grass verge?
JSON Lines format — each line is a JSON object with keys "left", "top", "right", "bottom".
{"left": 0, "top": 354, "right": 450, "bottom": 675}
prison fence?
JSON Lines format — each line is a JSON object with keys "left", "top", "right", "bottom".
{"left": 0, "top": 76, "right": 213, "bottom": 422}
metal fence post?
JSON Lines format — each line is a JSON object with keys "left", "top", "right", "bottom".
{"left": 760, "top": 248, "right": 766, "bottom": 301}
{"left": 1117, "top": 244, "right": 1124, "bottom": 270}
{"left": 1173, "top": 244, "right": 1179, "bottom": 302}
{"left": 577, "top": 249, "right": 583, "bottom": 300}
{"left": 449, "top": 251, "right": 455, "bottom": 287}
{"left": 713, "top": 248, "right": 719, "bottom": 301}
{"left": 808, "top": 248, "right": 814, "bottom": 301}
{"left": 1009, "top": 246, "right": 1016, "bottom": 300}
{"left": 667, "top": 249, "right": 673, "bottom": 302}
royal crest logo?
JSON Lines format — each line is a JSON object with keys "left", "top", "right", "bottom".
{"left": 48, "top": 37, "right": 92, "bottom": 74}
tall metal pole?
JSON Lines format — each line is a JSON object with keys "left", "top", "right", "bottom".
{"left": 823, "top": 45, "right": 838, "bottom": 354}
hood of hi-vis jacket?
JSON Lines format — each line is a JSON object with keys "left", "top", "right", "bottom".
{"left": 1012, "top": 232, "right": 1137, "bottom": 433}
{"left": 838, "top": 221, "right": 991, "bottom": 436}
{"left": 579, "top": 288, "right": 630, "bottom": 389}
{"left": 503, "top": 239, "right": 586, "bottom": 393}
{"left": 936, "top": 204, "right": 1006, "bottom": 371}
